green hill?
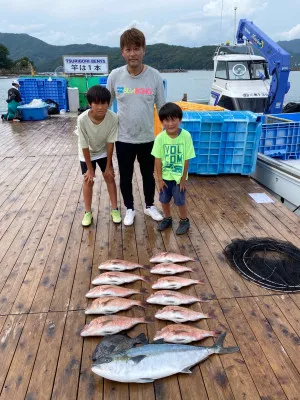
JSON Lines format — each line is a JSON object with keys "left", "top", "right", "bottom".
{"left": 1, "top": 32, "right": 300, "bottom": 72}
{"left": 0, "top": 33, "right": 216, "bottom": 72}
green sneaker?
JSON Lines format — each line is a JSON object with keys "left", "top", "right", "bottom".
{"left": 111, "top": 209, "right": 121, "bottom": 224}
{"left": 82, "top": 211, "right": 93, "bottom": 227}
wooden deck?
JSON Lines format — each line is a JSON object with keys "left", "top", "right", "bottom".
{"left": 0, "top": 115, "right": 300, "bottom": 400}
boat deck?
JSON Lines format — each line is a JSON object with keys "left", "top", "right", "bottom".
{"left": 1, "top": 116, "right": 300, "bottom": 400}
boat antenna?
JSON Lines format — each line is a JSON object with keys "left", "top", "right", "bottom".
{"left": 219, "top": 0, "right": 224, "bottom": 43}
{"left": 233, "top": 6, "right": 237, "bottom": 46}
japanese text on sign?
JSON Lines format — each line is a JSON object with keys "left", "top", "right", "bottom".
{"left": 63, "top": 56, "right": 109, "bottom": 74}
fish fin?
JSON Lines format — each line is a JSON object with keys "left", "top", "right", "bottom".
{"left": 213, "top": 332, "right": 240, "bottom": 354}
{"left": 152, "top": 339, "right": 165, "bottom": 344}
{"left": 135, "top": 333, "right": 148, "bottom": 345}
{"left": 130, "top": 355, "right": 147, "bottom": 364}
{"left": 136, "top": 378, "right": 154, "bottom": 383}
{"left": 181, "top": 367, "right": 192, "bottom": 374}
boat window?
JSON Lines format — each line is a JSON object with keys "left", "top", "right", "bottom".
{"left": 228, "top": 61, "right": 250, "bottom": 80}
{"left": 250, "top": 62, "right": 269, "bottom": 80}
{"left": 217, "top": 95, "right": 235, "bottom": 110}
{"left": 215, "top": 61, "right": 227, "bottom": 79}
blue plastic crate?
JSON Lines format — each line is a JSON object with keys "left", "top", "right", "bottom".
{"left": 17, "top": 105, "right": 48, "bottom": 121}
{"left": 184, "top": 111, "right": 261, "bottom": 175}
{"left": 19, "top": 78, "right": 68, "bottom": 111}
{"left": 259, "top": 121, "right": 300, "bottom": 159}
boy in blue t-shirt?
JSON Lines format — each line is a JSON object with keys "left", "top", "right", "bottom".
{"left": 151, "top": 102, "right": 195, "bottom": 235}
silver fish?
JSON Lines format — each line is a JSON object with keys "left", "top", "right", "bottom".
{"left": 98, "top": 259, "right": 146, "bottom": 271}
{"left": 150, "top": 252, "right": 197, "bottom": 263}
{"left": 92, "top": 333, "right": 148, "bottom": 362}
{"left": 91, "top": 332, "right": 239, "bottom": 383}
{"left": 92, "top": 271, "right": 149, "bottom": 286}
{"left": 146, "top": 290, "right": 207, "bottom": 306}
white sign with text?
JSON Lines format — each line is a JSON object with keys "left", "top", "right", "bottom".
{"left": 63, "top": 56, "right": 108, "bottom": 74}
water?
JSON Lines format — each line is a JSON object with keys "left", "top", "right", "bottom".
{"left": 1, "top": 71, "right": 300, "bottom": 113}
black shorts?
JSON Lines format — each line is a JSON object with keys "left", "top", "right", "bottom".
{"left": 80, "top": 157, "right": 108, "bottom": 175}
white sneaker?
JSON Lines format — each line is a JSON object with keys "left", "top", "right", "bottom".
{"left": 124, "top": 209, "right": 136, "bottom": 226}
{"left": 144, "top": 205, "right": 163, "bottom": 221}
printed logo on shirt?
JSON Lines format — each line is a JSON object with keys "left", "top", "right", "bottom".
{"left": 117, "top": 86, "right": 153, "bottom": 95}
{"left": 163, "top": 144, "right": 184, "bottom": 175}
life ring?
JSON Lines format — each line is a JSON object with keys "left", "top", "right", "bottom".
{"left": 232, "top": 64, "right": 247, "bottom": 76}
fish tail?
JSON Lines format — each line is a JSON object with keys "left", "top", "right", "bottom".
{"left": 207, "top": 311, "right": 216, "bottom": 319}
{"left": 142, "top": 265, "right": 151, "bottom": 270}
{"left": 196, "top": 280, "right": 205, "bottom": 285}
{"left": 212, "top": 332, "right": 240, "bottom": 354}
{"left": 144, "top": 317, "right": 155, "bottom": 323}
{"left": 142, "top": 276, "right": 151, "bottom": 283}
{"left": 135, "top": 332, "right": 148, "bottom": 344}
{"left": 139, "top": 300, "right": 148, "bottom": 308}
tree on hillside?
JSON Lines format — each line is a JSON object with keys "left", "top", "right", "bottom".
{"left": 0, "top": 44, "right": 13, "bottom": 69}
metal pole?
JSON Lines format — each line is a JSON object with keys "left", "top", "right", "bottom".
{"left": 234, "top": 6, "right": 237, "bottom": 45}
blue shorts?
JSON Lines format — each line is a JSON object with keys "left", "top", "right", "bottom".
{"left": 159, "top": 180, "right": 186, "bottom": 206}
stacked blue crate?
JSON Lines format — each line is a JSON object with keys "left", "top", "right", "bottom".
{"left": 18, "top": 78, "right": 68, "bottom": 111}
{"left": 182, "top": 111, "right": 261, "bottom": 175}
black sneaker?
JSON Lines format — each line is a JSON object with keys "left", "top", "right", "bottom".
{"left": 158, "top": 217, "right": 172, "bottom": 231}
{"left": 176, "top": 218, "right": 190, "bottom": 235}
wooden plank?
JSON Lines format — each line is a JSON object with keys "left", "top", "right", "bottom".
{"left": 201, "top": 300, "right": 261, "bottom": 400}
{"left": 10, "top": 156, "right": 79, "bottom": 314}
{"left": 30, "top": 165, "right": 81, "bottom": 313}
{"left": 237, "top": 297, "right": 300, "bottom": 399}
{"left": 0, "top": 316, "right": 6, "bottom": 333}
{"left": 0, "top": 156, "right": 74, "bottom": 315}
{"left": 273, "top": 294, "right": 300, "bottom": 333}
{"left": 0, "top": 315, "right": 27, "bottom": 393}
{"left": 253, "top": 295, "right": 300, "bottom": 374}
{"left": 25, "top": 312, "right": 67, "bottom": 400}
{"left": 219, "top": 298, "right": 287, "bottom": 399}
{"left": 51, "top": 311, "right": 85, "bottom": 400}
{"left": 0, "top": 313, "right": 47, "bottom": 400}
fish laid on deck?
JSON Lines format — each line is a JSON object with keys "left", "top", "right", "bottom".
{"left": 152, "top": 276, "right": 204, "bottom": 290}
{"left": 153, "top": 324, "right": 220, "bottom": 344}
{"left": 92, "top": 271, "right": 149, "bottom": 285}
{"left": 92, "top": 333, "right": 148, "bottom": 362}
{"left": 155, "top": 305, "right": 213, "bottom": 323}
{"left": 146, "top": 290, "right": 208, "bottom": 305}
{"left": 86, "top": 285, "right": 147, "bottom": 298}
{"left": 91, "top": 332, "right": 239, "bottom": 383}
{"left": 150, "top": 252, "right": 197, "bottom": 263}
{"left": 85, "top": 296, "right": 146, "bottom": 314}
{"left": 150, "top": 263, "right": 195, "bottom": 275}
{"left": 98, "top": 259, "right": 146, "bottom": 271}
{"left": 81, "top": 316, "right": 150, "bottom": 336}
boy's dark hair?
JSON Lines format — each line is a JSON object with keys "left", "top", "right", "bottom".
{"left": 120, "top": 28, "right": 146, "bottom": 49}
{"left": 159, "top": 102, "right": 183, "bottom": 122}
{"left": 86, "top": 85, "right": 111, "bottom": 105}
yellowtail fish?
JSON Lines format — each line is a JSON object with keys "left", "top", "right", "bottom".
{"left": 155, "top": 306, "right": 213, "bottom": 323}
{"left": 86, "top": 285, "right": 147, "bottom": 298}
{"left": 153, "top": 324, "right": 220, "bottom": 344}
{"left": 91, "top": 332, "right": 239, "bottom": 382}
{"left": 98, "top": 259, "right": 146, "bottom": 271}
{"left": 150, "top": 263, "right": 195, "bottom": 275}
{"left": 92, "top": 271, "right": 149, "bottom": 286}
{"left": 146, "top": 290, "right": 207, "bottom": 306}
{"left": 85, "top": 297, "right": 146, "bottom": 315}
{"left": 81, "top": 316, "right": 149, "bottom": 336}
{"left": 150, "top": 252, "right": 197, "bottom": 263}
{"left": 152, "top": 276, "right": 204, "bottom": 290}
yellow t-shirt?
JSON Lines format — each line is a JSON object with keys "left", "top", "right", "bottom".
{"left": 151, "top": 128, "right": 195, "bottom": 183}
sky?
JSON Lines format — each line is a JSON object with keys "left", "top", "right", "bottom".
{"left": 1, "top": 0, "right": 300, "bottom": 48}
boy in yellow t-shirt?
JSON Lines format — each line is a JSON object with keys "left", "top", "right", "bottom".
{"left": 151, "top": 102, "right": 195, "bottom": 235}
